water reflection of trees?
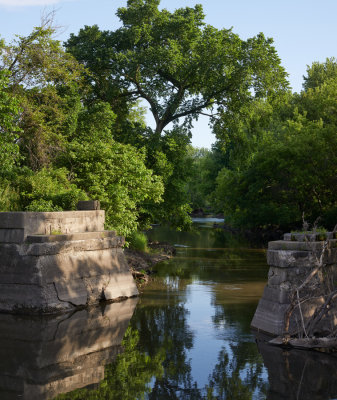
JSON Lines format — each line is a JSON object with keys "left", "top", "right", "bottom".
{"left": 56, "top": 310, "right": 337, "bottom": 400}
{"left": 204, "top": 296, "right": 268, "bottom": 399}
{"left": 55, "top": 327, "right": 164, "bottom": 400}
{"left": 133, "top": 299, "right": 268, "bottom": 400}
{"left": 206, "top": 346, "right": 267, "bottom": 399}
{"left": 52, "top": 234, "right": 269, "bottom": 399}
{"left": 132, "top": 280, "right": 198, "bottom": 399}
{"left": 55, "top": 299, "right": 267, "bottom": 399}
{"left": 129, "top": 285, "right": 267, "bottom": 399}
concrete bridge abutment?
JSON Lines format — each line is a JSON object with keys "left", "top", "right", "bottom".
{"left": 251, "top": 232, "right": 337, "bottom": 336}
{"left": 0, "top": 205, "right": 138, "bottom": 314}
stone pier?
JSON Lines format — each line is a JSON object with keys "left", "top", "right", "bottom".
{"left": 251, "top": 232, "right": 337, "bottom": 336}
{"left": 0, "top": 209, "right": 138, "bottom": 314}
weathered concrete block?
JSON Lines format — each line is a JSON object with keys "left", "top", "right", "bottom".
{"left": 267, "top": 249, "right": 319, "bottom": 268}
{"left": 0, "top": 211, "right": 138, "bottom": 314}
{"left": 262, "top": 285, "right": 291, "bottom": 304}
{"left": 0, "top": 228, "right": 25, "bottom": 243}
{"left": 26, "top": 230, "right": 116, "bottom": 243}
{"left": 251, "top": 298, "right": 289, "bottom": 335}
{"left": 77, "top": 200, "right": 100, "bottom": 210}
{"left": 0, "top": 254, "right": 41, "bottom": 285}
{"left": 323, "top": 246, "right": 337, "bottom": 264}
{"left": 252, "top": 233, "right": 337, "bottom": 336}
{"left": 267, "top": 266, "right": 289, "bottom": 286}
{"left": 269, "top": 239, "right": 325, "bottom": 251}
{"left": 25, "top": 236, "right": 124, "bottom": 256}
{"left": 0, "top": 282, "right": 66, "bottom": 313}
{"left": 283, "top": 232, "right": 334, "bottom": 242}
{"left": 0, "top": 211, "right": 105, "bottom": 242}
{"left": 267, "top": 265, "right": 318, "bottom": 288}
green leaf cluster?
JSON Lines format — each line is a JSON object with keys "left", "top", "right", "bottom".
{"left": 0, "top": 69, "right": 21, "bottom": 174}
{"left": 0, "top": 24, "right": 164, "bottom": 235}
{"left": 213, "top": 58, "right": 337, "bottom": 230}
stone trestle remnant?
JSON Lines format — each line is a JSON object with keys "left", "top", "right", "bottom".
{"left": 251, "top": 232, "right": 337, "bottom": 336}
{"left": 0, "top": 208, "right": 138, "bottom": 314}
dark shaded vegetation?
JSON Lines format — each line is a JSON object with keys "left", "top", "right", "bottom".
{"left": 188, "top": 58, "right": 337, "bottom": 233}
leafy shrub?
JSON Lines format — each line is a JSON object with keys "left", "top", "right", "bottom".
{"left": 25, "top": 199, "right": 62, "bottom": 212}
{"left": 60, "top": 139, "right": 164, "bottom": 236}
{"left": 0, "top": 179, "right": 20, "bottom": 211}
{"left": 17, "top": 167, "right": 88, "bottom": 211}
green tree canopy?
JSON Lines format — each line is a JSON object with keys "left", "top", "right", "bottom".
{"left": 0, "top": 24, "right": 164, "bottom": 235}
{"left": 64, "top": 0, "right": 289, "bottom": 229}
{"left": 65, "top": 0, "right": 289, "bottom": 138}
{"left": 303, "top": 57, "right": 337, "bottom": 91}
{"left": 213, "top": 59, "right": 337, "bottom": 230}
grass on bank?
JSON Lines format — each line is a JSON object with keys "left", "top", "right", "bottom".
{"left": 127, "top": 231, "right": 148, "bottom": 252}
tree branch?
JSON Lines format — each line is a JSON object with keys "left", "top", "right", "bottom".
{"left": 160, "top": 85, "right": 186, "bottom": 126}
{"left": 157, "top": 68, "right": 182, "bottom": 88}
{"left": 125, "top": 72, "right": 160, "bottom": 125}
{"left": 166, "top": 98, "right": 214, "bottom": 124}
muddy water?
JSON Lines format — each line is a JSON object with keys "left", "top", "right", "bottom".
{"left": 1, "top": 219, "right": 337, "bottom": 399}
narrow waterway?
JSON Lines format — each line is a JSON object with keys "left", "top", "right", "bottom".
{"left": 1, "top": 218, "right": 337, "bottom": 399}
{"left": 136, "top": 218, "right": 269, "bottom": 399}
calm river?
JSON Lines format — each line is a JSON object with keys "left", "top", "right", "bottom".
{"left": 1, "top": 218, "right": 337, "bottom": 399}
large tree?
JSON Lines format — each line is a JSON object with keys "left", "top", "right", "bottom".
{"left": 65, "top": 0, "right": 289, "bottom": 139}
{"left": 64, "top": 0, "right": 289, "bottom": 229}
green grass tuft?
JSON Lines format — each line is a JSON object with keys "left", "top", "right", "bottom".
{"left": 127, "top": 231, "right": 148, "bottom": 252}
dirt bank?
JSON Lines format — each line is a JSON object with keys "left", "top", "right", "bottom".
{"left": 125, "top": 241, "right": 176, "bottom": 288}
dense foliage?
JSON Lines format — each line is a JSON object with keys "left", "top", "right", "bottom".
{"left": 0, "top": 22, "right": 163, "bottom": 236}
{"left": 1, "top": 0, "right": 335, "bottom": 234}
{"left": 64, "top": 0, "right": 287, "bottom": 229}
{"left": 192, "top": 58, "right": 337, "bottom": 231}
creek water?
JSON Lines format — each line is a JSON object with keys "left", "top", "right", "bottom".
{"left": 1, "top": 218, "right": 337, "bottom": 399}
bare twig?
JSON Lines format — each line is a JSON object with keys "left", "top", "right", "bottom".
{"left": 297, "top": 289, "right": 308, "bottom": 338}
{"left": 283, "top": 238, "right": 329, "bottom": 338}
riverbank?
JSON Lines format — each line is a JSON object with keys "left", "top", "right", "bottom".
{"left": 125, "top": 241, "right": 176, "bottom": 288}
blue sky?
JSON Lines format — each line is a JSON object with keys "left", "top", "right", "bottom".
{"left": 0, "top": 0, "right": 336, "bottom": 148}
